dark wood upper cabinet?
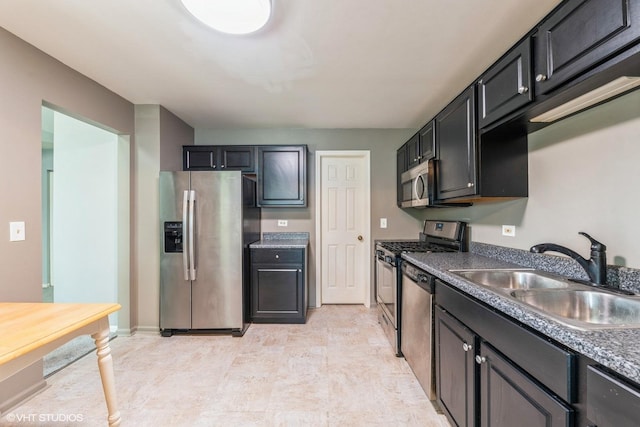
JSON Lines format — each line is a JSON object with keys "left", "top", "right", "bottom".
{"left": 183, "top": 145, "right": 254, "bottom": 172}
{"left": 183, "top": 146, "right": 217, "bottom": 170}
{"left": 478, "top": 37, "right": 533, "bottom": 128}
{"left": 535, "top": 0, "right": 640, "bottom": 95}
{"left": 257, "top": 145, "right": 307, "bottom": 207}
{"left": 435, "top": 86, "right": 477, "bottom": 201}
{"left": 220, "top": 146, "right": 255, "bottom": 171}
{"left": 405, "top": 133, "right": 421, "bottom": 169}
{"left": 418, "top": 120, "right": 436, "bottom": 161}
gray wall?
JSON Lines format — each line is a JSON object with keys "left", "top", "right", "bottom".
{"left": 195, "top": 128, "right": 421, "bottom": 306}
{"left": 422, "top": 89, "right": 640, "bottom": 269}
{"left": 0, "top": 27, "right": 135, "bottom": 412}
{"left": 135, "top": 105, "right": 194, "bottom": 331}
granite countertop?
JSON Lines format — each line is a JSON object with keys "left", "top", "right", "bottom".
{"left": 250, "top": 232, "right": 309, "bottom": 249}
{"left": 402, "top": 251, "right": 640, "bottom": 384}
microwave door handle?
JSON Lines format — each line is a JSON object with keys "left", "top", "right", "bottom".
{"left": 414, "top": 173, "right": 423, "bottom": 202}
{"left": 182, "top": 190, "right": 189, "bottom": 281}
{"left": 188, "top": 190, "right": 196, "bottom": 280}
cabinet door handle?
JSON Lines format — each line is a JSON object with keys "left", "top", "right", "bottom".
{"left": 221, "top": 164, "right": 225, "bottom": 168}
{"left": 467, "top": 182, "right": 474, "bottom": 188}
{"left": 475, "top": 355, "right": 486, "bottom": 364}
{"left": 518, "top": 86, "right": 529, "bottom": 94}
{"left": 463, "top": 343, "right": 473, "bottom": 352}
{"left": 275, "top": 254, "right": 279, "bottom": 259}
{"left": 357, "top": 235, "right": 363, "bottom": 241}
{"left": 535, "top": 74, "right": 547, "bottom": 82}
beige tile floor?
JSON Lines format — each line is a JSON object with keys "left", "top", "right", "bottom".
{"left": 1, "top": 305, "right": 450, "bottom": 426}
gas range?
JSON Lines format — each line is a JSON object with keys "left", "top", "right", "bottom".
{"left": 375, "top": 220, "right": 467, "bottom": 357}
{"left": 376, "top": 220, "right": 468, "bottom": 258}
{"left": 376, "top": 241, "right": 458, "bottom": 256}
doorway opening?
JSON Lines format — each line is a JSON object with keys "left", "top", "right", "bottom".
{"left": 41, "top": 105, "right": 130, "bottom": 375}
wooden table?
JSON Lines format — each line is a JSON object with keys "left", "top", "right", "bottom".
{"left": 0, "top": 303, "right": 122, "bottom": 426}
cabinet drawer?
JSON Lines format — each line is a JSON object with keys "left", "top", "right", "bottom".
{"left": 251, "top": 248, "right": 303, "bottom": 264}
{"left": 587, "top": 365, "right": 640, "bottom": 427}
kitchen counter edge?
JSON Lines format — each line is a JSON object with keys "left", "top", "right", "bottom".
{"left": 402, "top": 251, "right": 640, "bottom": 385}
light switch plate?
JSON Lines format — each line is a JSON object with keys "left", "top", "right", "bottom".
{"left": 10, "top": 221, "right": 25, "bottom": 241}
{"left": 380, "top": 218, "right": 387, "bottom": 228}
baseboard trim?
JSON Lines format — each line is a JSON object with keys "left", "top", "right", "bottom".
{"left": 0, "top": 378, "right": 47, "bottom": 417}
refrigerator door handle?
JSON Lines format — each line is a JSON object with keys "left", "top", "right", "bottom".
{"left": 188, "top": 190, "right": 196, "bottom": 280}
{"left": 182, "top": 190, "right": 190, "bottom": 281}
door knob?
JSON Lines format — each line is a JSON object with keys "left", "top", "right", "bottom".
{"left": 357, "top": 235, "right": 363, "bottom": 241}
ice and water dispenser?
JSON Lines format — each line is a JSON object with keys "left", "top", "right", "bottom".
{"left": 164, "top": 222, "right": 183, "bottom": 253}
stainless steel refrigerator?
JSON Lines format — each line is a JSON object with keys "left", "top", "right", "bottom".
{"left": 159, "top": 170, "right": 260, "bottom": 337}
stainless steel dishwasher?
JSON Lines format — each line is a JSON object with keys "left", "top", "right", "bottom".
{"left": 401, "top": 260, "right": 436, "bottom": 400}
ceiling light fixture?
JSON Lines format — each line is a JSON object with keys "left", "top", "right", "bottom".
{"left": 181, "top": 0, "right": 272, "bottom": 35}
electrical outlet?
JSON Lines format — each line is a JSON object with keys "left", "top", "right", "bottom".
{"left": 502, "top": 225, "right": 516, "bottom": 237}
{"left": 380, "top": 218, "right": 387, "bottom": 229}
{"left": 277, "top": 220, "right": 288, "bottom": 227}
{"left": 9, "top": 221, "right": 25, "bottom": 241}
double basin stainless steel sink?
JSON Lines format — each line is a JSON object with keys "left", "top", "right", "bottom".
{"left": 451, "top": 269, "right": 640, "bottom": 329}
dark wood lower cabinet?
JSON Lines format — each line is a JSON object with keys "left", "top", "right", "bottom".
{"left": 436, "top": 284, "right": 575, "bottom": 427}
{"left": 435, "top": 306, "right": 478, "bottom": 427}
{"left": 479, "top": 343, "right": 573, "bottom": 427}
{"left": 250, "top": 248, "right": 307, "bottom": 324}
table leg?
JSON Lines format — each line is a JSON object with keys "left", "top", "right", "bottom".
{"left": 91, "top": 319, "right": 121, "bottom": 427}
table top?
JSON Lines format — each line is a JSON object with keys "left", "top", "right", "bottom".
{"left": 0, "top": 303, "right": 121, "bottom": 366}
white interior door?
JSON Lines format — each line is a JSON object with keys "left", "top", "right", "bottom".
{"left": 319, "top": 152, "right": 370, "bottom": 304}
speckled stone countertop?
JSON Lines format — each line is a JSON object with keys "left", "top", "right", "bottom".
{"left": 250, "top": 232, "right": 309, "bottom": 249}
{"left": 402, "top": 251, "right": 640, "bottom": 385}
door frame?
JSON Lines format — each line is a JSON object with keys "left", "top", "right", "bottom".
{"left": 315, "top": 150, "right": 371, "bottom": 308}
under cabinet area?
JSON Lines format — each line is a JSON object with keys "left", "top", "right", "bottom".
{"left": 250, "top": 247, "right": 308, "bottom": 324}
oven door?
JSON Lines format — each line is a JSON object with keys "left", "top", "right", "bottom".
{"left": 376, "top": 251, "right": 397, "bottom": 326}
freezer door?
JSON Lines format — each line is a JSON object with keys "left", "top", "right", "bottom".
{"left": 159, "top": 171, "right": 192, "bottom": 330}
{"left": 190, "top": 171, "right": 244, "bottom": 329}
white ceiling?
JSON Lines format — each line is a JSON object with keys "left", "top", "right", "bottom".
{"left": 0, "top": 0, "right": 563, "bottom": 129}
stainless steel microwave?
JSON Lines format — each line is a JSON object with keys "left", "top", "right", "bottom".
{"left": 400, "top": 160, "right": 435, "bottom": 208}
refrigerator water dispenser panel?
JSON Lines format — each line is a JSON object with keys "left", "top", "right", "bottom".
{"left": 164, "top": 222, "right": 183, "bottom": 253}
